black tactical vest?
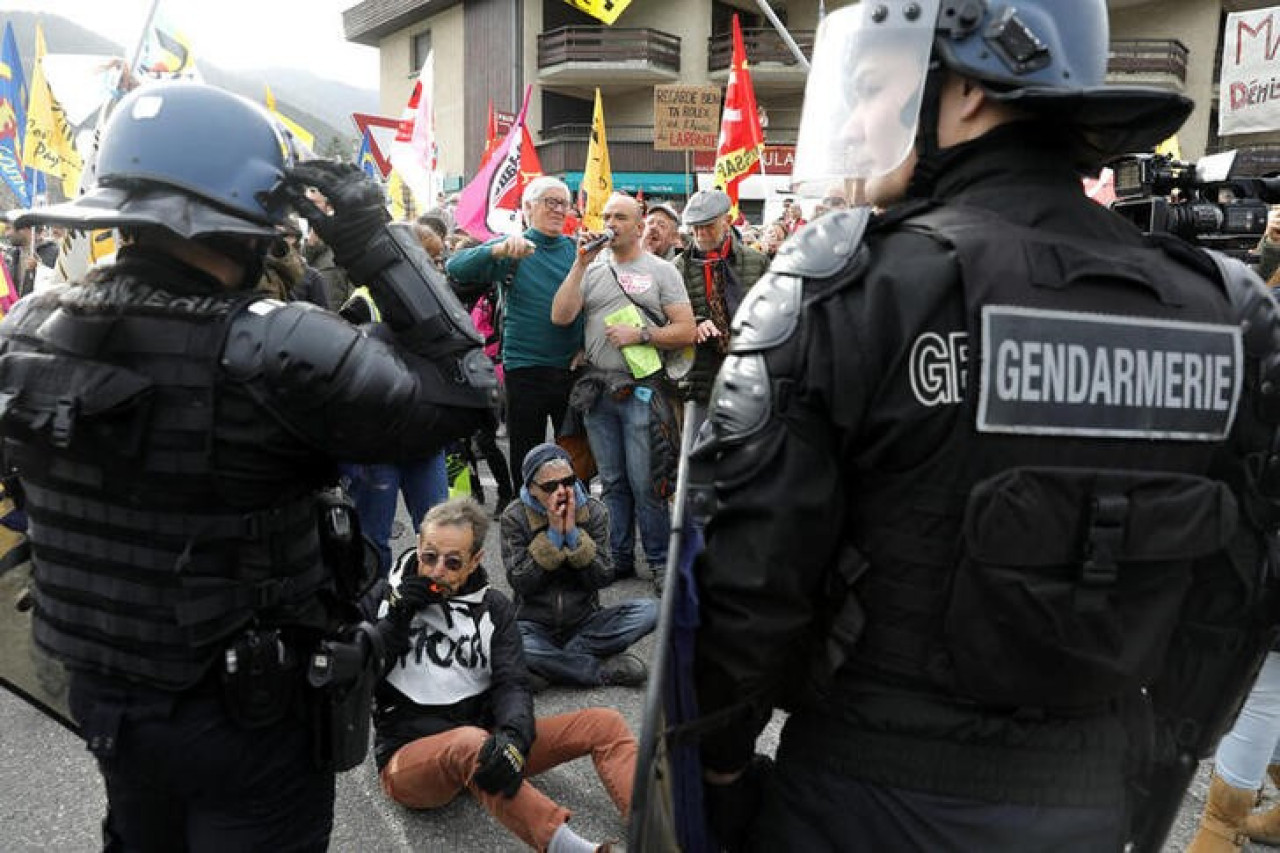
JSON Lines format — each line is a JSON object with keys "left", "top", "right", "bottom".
{"left": 846, "top": 206, "right": 1245, "bottom": 711}
{"left": 0, "top": 279, "right": 329, "bottom": 690}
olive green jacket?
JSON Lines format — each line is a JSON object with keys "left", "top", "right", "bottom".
{"left": 673, "top": 232, "right": 770, "bottom": 405}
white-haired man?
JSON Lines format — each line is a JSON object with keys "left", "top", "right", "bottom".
{"left": 448, "top": 177, "right": 583, "bottom": 481}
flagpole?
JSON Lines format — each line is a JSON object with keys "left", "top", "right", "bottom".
{"left": 750, "top": 0, "right": 810, "bottom": 70}
{"left": 94, "top": 0, "right": 160, "bottom": 133}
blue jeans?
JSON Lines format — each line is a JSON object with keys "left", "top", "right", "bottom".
{"left": 1215, "top": 651, "right": 1280, "bottom": 788}
{"left": 341, "top": 453, "right": 448, "bottom": 574}
{"left": 583, "top": 391, "right": 669, "bottom": 572}
{"left": 517, "top": 599, "right": 658, "bottom": 686}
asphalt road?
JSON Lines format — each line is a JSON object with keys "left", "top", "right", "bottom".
{"left": 0, "top": 485, "right": 1230, "bottom": 852}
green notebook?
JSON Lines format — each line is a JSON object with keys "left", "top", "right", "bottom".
{"left": 604, "top": 304, "right": 662, "bottom": 379}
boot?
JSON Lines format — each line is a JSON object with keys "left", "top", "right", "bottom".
{"left": 1188, "top": 773, "right": 1258, "bottom": 853}
{"left": 1246, "top": 764, "right": 1280, "bottom": 845}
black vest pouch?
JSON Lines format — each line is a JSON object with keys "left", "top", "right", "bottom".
{"left": 0, "top": 351, "right": 154, "bottom": 457}
{"left": 945, "top": 466, "right": 1237, "bottom": 710}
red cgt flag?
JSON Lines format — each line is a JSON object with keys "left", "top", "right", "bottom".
{"left": 713, "top": 14, "right": 766, "bottom": 217}
{"left": 481, "top": 99, "right": 500, "bottom": 166}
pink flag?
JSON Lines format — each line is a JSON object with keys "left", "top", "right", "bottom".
{"left": 390, "top": 55, "right": 436, "bottom": 205}
{"left": 456, "top": 86, "right": 534, "bottom": 240}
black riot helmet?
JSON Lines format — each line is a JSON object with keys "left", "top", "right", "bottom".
{"left": 16, "top": 82, "right": 296, "bottom": 239}
{"left": 791, "top": 0, "right": 1193, "bottom": 194}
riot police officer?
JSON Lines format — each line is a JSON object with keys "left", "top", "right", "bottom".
{"left": 691, "top": 2, "right": 1280, "bottom": 850}
{"left": 0, "top": 83, "right": 494, "bottom": 850}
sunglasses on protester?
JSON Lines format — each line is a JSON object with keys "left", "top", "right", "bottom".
{"left": 418, "top": 551, "right": 473, "bottom": 572}
{"left": 535, "top": 475, "right": 577, "bottom": 494}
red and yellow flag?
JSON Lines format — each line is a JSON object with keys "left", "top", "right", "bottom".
{"left": 712, "top": 14, "right": 765, "bottom": 217}
{"left": 481, "top": 99, "right": 500, "bottom": 166}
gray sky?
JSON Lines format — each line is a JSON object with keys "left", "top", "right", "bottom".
{"left": 4, "top": 0, "right": 379, "bottom": 89}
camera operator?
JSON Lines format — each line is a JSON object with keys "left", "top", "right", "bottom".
{"left": 0, "top": 82, "right": 494, "bottom": 850}
{"left": 1257, "top": 205, "right": 1280, "bottom": 282}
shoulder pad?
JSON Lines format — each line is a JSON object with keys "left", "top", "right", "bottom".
{"left": 770, "top": 207, "right": 871, "bottom": 279}
{"left": 708, "top": 352, "right": 772, "bottom": 443}
{"left": 222, "top": 299, "right": 362, "bottom": 384}
{"left": 1202, "top": 249, "right": 1276, "bottom": 357}
{"left": 728, "top": 271, "right": 802, "bottom": 354}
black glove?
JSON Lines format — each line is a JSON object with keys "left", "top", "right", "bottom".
{"left": 281, "top": 160, "right": 390, "bottom": 270}
{"left": 386, "top": 575, "right": 441, "bottom": 626}
{"left": 703, "top": 754, "right": 773, "bottom": 853}
{"left": 471, "top": 731, "right": 526, "bottom": 798}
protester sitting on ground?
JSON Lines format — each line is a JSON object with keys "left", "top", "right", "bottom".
{"left": 368, "top": 498, "right": 637, "bottom": 853}
{"left": 501, "top": 444, "right": 657, "bottom": 690}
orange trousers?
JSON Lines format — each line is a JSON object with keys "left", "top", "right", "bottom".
{"left": 380, "top": 708, "right": 636, "bottom": 850}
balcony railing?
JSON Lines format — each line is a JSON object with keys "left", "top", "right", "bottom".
{"left": 1107, "top": 38, "right": 1188, "bottom": 82}
{"left": 538, "top": 26, "right": 681, "bottom": 72}
{"left": 541, "top": 123, "right": 661, "bottom": 144}
{"left": 708, "top": 28, "right": 814, "bottom": 71}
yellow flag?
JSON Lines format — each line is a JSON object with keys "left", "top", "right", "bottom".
{"left": 264, "top": 84, "right": 315, "bottom": 152}
{"left": 1154, "top": 135, "right": 1181, "bottom": 160}
{"left": 582, "top": 88, "right": 612, "bottom": 232}
{"left": 562, "top": 0, "right": 633, "bottom": 26}
{"left": 22, "top": 24, "right": 83, "bottom": 198}
{"left": 387, "top": 169, "right": 416, "bottom": 221}
{"left": 89, "top": 229, "right": 117, "bottom": 263}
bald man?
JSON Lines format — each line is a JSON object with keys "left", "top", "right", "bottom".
{"left": 551, "top": 193, "right": 695, "bottom": 590}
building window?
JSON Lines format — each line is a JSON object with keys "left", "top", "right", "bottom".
{"left": 412, "top": 30, "right": 432, "bottom": 74}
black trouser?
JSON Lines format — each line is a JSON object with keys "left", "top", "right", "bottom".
{"left": 747, "top": 719, "right": 1127, "bottom": 852}
{"left": 70, "top": 673, "right": 334, "bottom": 853}
{"left": 473, "top": 425, "right": 513, "bottom": 504}
{"left": 504, "top": 366, "right": 574, "bottom": 487}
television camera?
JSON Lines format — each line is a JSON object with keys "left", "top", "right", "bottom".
{"left": 1108, "top": 152, "right": 1280, "bottom": 260}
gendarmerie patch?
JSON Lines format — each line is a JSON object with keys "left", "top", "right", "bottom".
{"left": 977, "top": 305, "right": 1242, "bottom": 441}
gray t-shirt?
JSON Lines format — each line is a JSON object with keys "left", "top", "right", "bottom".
{"left": 580, "top": 251, "right": 689, "bottom": 374}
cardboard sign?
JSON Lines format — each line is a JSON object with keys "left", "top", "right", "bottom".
{"left": 1220, "top": 6, "right": 1280, "bottom": 135}
{"left": 653, "top": 85, "right": 722, "bottom": 152}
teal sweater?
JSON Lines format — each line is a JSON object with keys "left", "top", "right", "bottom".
{"left": 446, "top": 228, "right": 583, "bottom": 370}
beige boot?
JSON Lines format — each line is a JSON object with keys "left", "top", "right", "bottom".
{"left": 1189, "top": 773, "right": 1258, "bottom": 853}
{"left": 1246, "top": 763, "right": 1280, "bottom": 845}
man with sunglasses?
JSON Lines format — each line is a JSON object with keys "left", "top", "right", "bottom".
{"left": 368, "top": 498, "right": 638, "bottom": 852}
{"left": 447, "top": 177, "right": 583, "bottom": 486}
{"left": 500, "top": 443, "right": 657, "bottom": 690}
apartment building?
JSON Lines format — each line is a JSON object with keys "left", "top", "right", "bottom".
{"left": 341, "top": 0, "right": 1280, "bottom": 220}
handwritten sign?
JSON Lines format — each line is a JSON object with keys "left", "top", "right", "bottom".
{"left": 1220, "top": 6, "right": 1280, "bottom": 135}
{"left": 654, "top": 84, "right": 722, "bottom": 152}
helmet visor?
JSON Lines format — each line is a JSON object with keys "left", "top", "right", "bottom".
{"left": 792, "top": 1, "right": 940, "bottom": 197}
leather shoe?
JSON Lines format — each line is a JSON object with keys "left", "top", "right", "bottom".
{"left": 600, "top": 653, "right": 647, "bottom": 687}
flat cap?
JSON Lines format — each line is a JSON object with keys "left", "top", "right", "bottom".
{"left": 682, "top": 189, "right": 732, "bottom": 226}
{"left": 646, "top": 202, "right": 680, "bottom": 224}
